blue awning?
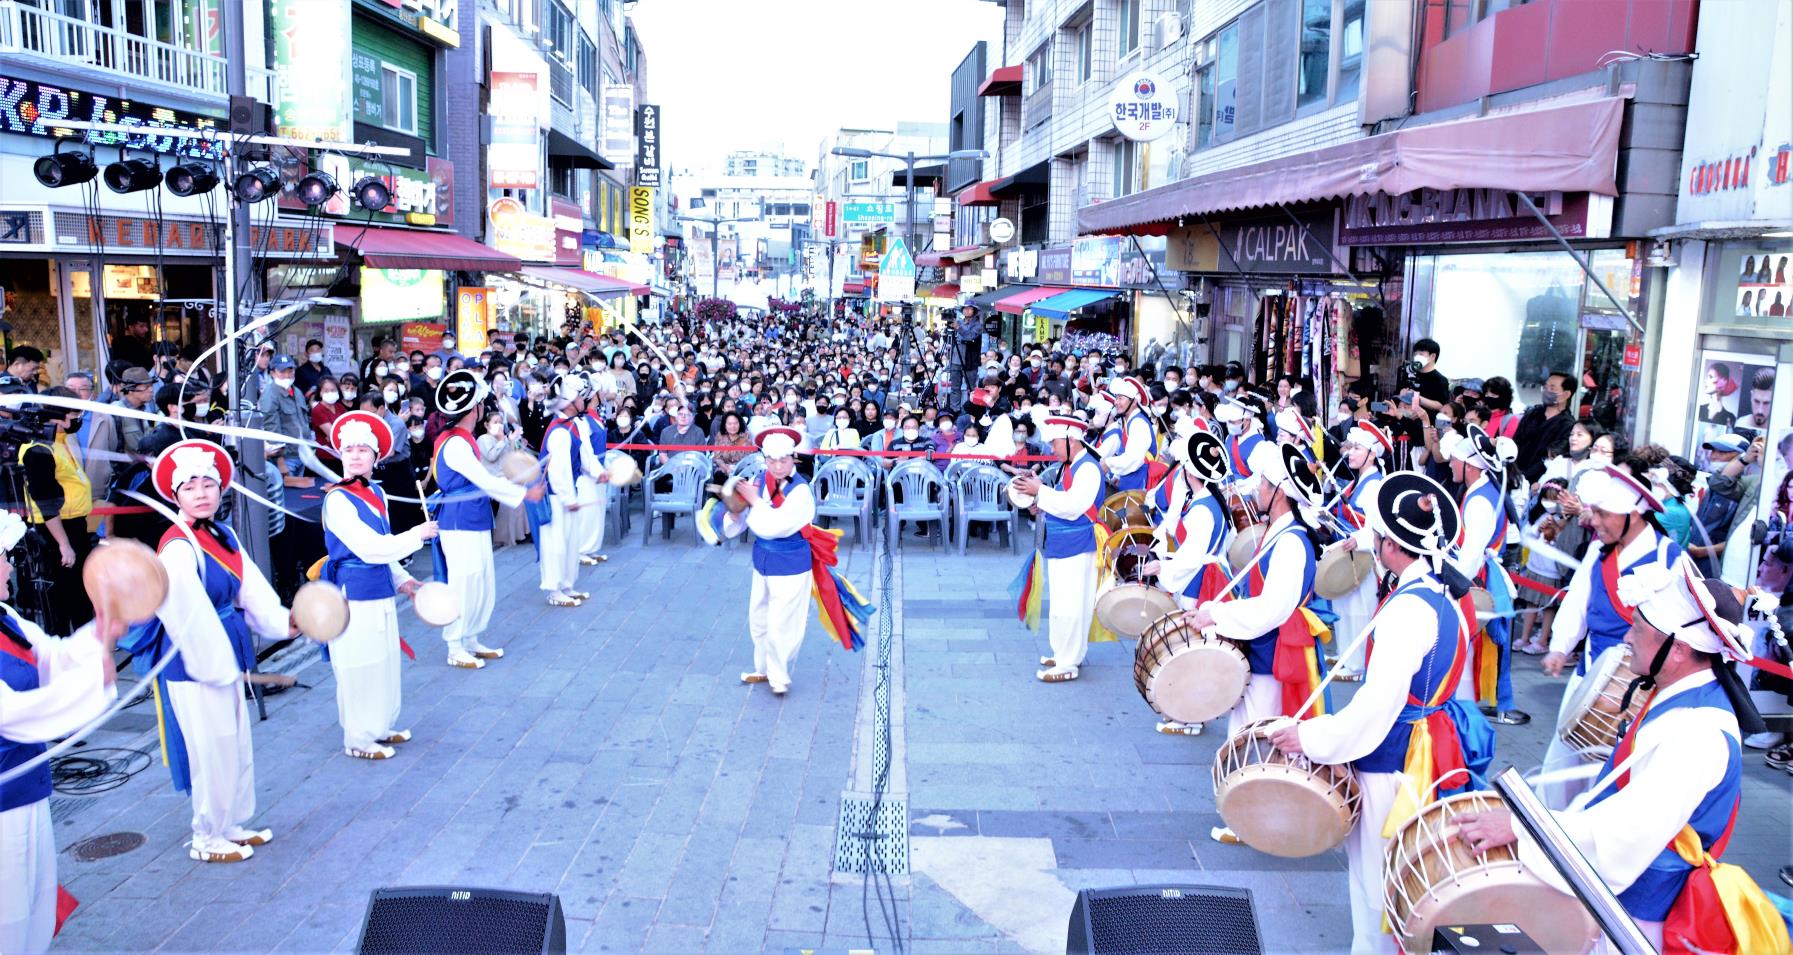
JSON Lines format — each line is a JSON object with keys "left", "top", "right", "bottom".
{"left": 1030, "top": 287, "right": 1122, "bottom": 319}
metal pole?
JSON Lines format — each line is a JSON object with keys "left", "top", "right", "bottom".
{"left": 711, "top": 226, "right": 719, "bottom": 299}
{"left": 219, "top": 0, "right": 269, "bottom": 577}
{"left": 905, "top": 151, "right": 917, "bottom": 262}
{"left": 1516, "top": 192, "right": 1643, "bottom": 334}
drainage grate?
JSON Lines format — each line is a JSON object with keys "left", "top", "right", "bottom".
{"left": 833, "top": 795, "right": 910, "bottom": 874}
{"left": 68, "top": 831, "right": 148, "bottom": 862}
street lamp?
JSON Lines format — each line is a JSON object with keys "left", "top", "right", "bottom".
{"left": 676, "top": 213, "right": 761, "bottom": 299}
{"left": 831, "top": 146, "right": 989, "bottom": 261}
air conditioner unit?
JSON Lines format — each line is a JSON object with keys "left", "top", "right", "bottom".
{"left": 1149, "top": 12, "right": 1183, "bottom": 54}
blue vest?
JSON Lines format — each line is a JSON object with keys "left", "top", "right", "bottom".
{"left": 1582, "top": 536, "right": 1681, "bottom": 676}
{"left": 431, "top": 431, "right": 493, "bottom": 532}
{"left": 1460, "top": 479, "right": 1509, "bottom": 578}
{"left": 1042, "top": 454, "right": 1101, "bottom": 559}
{"left": 1240, "top": 525, "right": 1316, "bottom": 674}
{"left": 1176, "top": 490, "right": 1230, "bottom": 600}
{"left": 1355, "top": 582, "right": 1465, "bottom": 772}
{"left": 141, "top": 526, "right": 256, "bottom": 683}
{"left": 0, "top": 614, "right": 51, "bottom": 812}
{"left": 1227, "top": 432, "right": 1262, "bottom": 481}
{"left": 324, "top": 483, "right": 399, "bottom": 601}
{"left": 1334, "top": 469, "right": 1382, "bottom": 529}
{"left": 1103, "top": 411, "right": 1158, "bottom": 491}
{"left": 751, "top": 473, "right": 812, "bottom": 577}
{"left": 539, "top": 417, "right": 584, "bottom": 499}
{"left": 1587, "top": 679, "right": 1742, "bottom": 921}
{"left": 584, "top": 413, "right": 608, "bottom": 459}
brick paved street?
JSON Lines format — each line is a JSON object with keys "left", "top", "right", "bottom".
{"left": 39, "top": 521, "right": 1793, "bottom": 953}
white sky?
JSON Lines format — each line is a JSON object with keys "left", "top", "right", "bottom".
{"left": 628, "top": 0, "right": 1005, "bottom": 173}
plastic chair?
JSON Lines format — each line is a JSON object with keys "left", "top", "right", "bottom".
{"left": 642, "top": 451, "right": 709, "bottom": 544}
{"left": 953, "top": 465, "right": 1018, "bottom": 555}
{"left": 1027, "top": 463, "right": 1061, "bottom": 550}
{"left": 884, "top": 458, "right": 948, "bottom": 550}
{"left": 814, "top": 456, "right": 875, "bottom": 546}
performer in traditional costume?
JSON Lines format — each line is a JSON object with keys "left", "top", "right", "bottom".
{"left": 1270, "top": 472, "right": 1493, "bottom": 954}
{"left": 1096, "top": 377, "right": 1157, "bottom": 492}
{"left": 720, "top": 426, "right": 870, "bottom": 695}
{"left": 574, "top": 373, "right": 612, "bottom": 567}
{"left": 1536, "top": 465, "right": 1681, "bottom": 809}
{"left": 321, "top": 411, "right": 438, "bottom": 760}
{"left": 127, "top": 440, "right": 292, "bottom": 862}
{"left": 1216, "top": 400, "right": 1264, "bottom": 486}
{"left": 0, "top": 511, "right": 118, "bottom": 951}
{"left": 1453, "top": 563, "right": 1788, "bottom": 955}
{"left": 1324, "top": 421, "right": 1393, "bottom": 682}
{"left": 536, "top": 376, "right": 590, "bottom": 607}
{"left": 1009, "top": 411, "right": 1103, "bottom": 683}
{"left": 1140, "top": 430, "right": 1232, "bottom": 734}
{"left": 429, "top": 370, "right": 542, "bottom": 668}
{"left": 1446, "top": 425, "right": 1528, "bottom": 724}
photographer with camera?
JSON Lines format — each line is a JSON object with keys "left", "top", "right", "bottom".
{"left": 1398, "top": 338, "right": 1451, "bottom": 414}
{"left": 12, "top": 385, "right": 95, "bottom": 635}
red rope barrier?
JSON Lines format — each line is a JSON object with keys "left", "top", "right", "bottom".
{"left": 1506, "top": 572, "right": 1566, "bottom": 601}
{"left": 607, "top": 442, "right": 1062, "bottom": 463}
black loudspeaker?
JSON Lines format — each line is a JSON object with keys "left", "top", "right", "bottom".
{"left": 1067, "top": 884, "right": 1261, "bottom": 955}
{"left": 228, "top": 95, "right": 265, "bottom": 135}
{"left": 356, "top": 886, "right": 566, "bottom": 955}
{"left": 1432, "top": 923, "right": 1545, "bottom": 954}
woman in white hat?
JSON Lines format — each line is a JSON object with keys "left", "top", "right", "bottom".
{"left": 0, "top": 510, "right": 120, "bottom": 950}
{"left": 134, "top": 439, "right": 293, "bottom": 862}
{"left": 725, "top": 426, "right": 814, "bottom": 695}
{"left": 1010, "top": 411, "right": 1103, "bottom": 683}
{"left": 538, "top": 375, "right": 592, "bottom": 607}
{"left": 1324, "top": 421, "right": 1395, "bottom": 682}
{"left": 1096, "top": 376, "right": 1157, "bottom": 492}
{"left": 321, "top": 411, "right": 438, "bottom": 760}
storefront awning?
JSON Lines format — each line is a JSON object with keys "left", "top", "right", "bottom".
{"left": 520, "top": 266, "right": 646, "bottom": 297}
{"left": 547, "top": 128, "right": 614, "bottom": 170}
{"left": 841, "top": 281, "right": 869, "bottom": 295}
{"left": 977, "top": 65, "right": 1023, "bottom": 97}
{"left": 1031, "top": 288, "right": 1122, "bottom": 319}
{"left": 916, "top": 245, "right": 993, "bottom": 267}
{"left": 958, "top": 180, "right": 1001, "bottom": 207}
{"left": 994, "top": 285, "right": 1070, "bottom": 314}
{"left": 337, "top": 226, "right": 523, "bottom": 272}
{"left": 1077, "top": 96, "right": 1627, "bottom": 235}
{"left": 888, "top": 164, "right": 944, "bottom": 190}
{"left": 922, "top": 282, "right": 961, "bottom": 300}
{"left": 966, "top": 283, "right": 1028, "bottom": 311}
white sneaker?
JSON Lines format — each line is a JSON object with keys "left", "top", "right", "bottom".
{"left": 190, "top": 835, "right": 252, "bottom": 863}
{"left": 447, "top": 650, "right": 485, "bottom": 669}
{"left": 1745, "top": 731, "right": 1786, "bottom": 750}
{"left": 225, "top": 826, "right": 273, "bottom": 846}
{"left": 345, "top": 743, "right": 396, "bottom": 760}
{"left": 468, "top": 641, "right": 503, "bottom": 660}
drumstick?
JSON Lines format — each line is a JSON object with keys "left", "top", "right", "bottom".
{"left": 416, "top": 479, "right": 432, "bottom": 521}
{"left": 245, "top": 671, "right": 297, "bottom": 688}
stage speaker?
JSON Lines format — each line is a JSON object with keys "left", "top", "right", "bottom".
{"left": 355, "top": 886, "right": 565, "bottom": 955}
{"left": 1067, "top": 884, "right": 1261, "bottom": 955}
{"left": 228, "top": 95, "right": 265, "bottom": 136}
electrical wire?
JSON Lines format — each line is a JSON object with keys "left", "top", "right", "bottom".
{"left": 50, "top": 747, "right": 151, "bottom": 796}
{"left": 860, "top": 534, "right": 904, "bottom": 952}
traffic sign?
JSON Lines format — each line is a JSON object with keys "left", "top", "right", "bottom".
{"left": 842, "top": 202, "right": 896, "bottom": 224}
{"left": 879, "top": 237, "right": 916, "bottom": 302}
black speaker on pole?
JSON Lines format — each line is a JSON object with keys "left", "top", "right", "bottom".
{"left": 355, "top": 886, "right": 566, "bottom": 955}
{"left": 1066, "top": 884, "right": 1262, "bottom": 955}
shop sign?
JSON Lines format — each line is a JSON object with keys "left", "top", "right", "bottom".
{"left": 988, "top": 217, "right": 1016, "bottom": 244}
{"left": 0, "top": 210, "right": 44, "bottom": 245}
{"left": 1070, "top": 234, "right": 1181, "bottom": 289}
{"left": 842, "top": 202, "right": 896, "bottom": 224}
{"left": 271, "top": 0, "right": 353, "bottom": 142}
{"left": 398, "top": 321, "right": 446, "bottom": 354}
{"left": 47, "top": 210, "right": 331, "bottom": 258}
{"left": 489, "top": 71, "right": 542, "bottom": 190}
{"left": 286, "top": 154, "right": 450, "bottom": 226}
{"left": 629, "top": 187, "right": 655, "bottom": 255}
{"left": 718, "top": 238, "right": 738, "bottom": 281}
{"left": 358, "top": 0, "right": 459, "bottom": 47}
{"left": 456, "top": 287, "right": 492, "bottom": 350}
{"left": 1167, "top": 212, "right": 1338, "bottom": 274}
{"left": 0, "top": 74, "right": 227, "bottom": 161}
{"left": 1107, "top": 71, "right": 1178, "bottom": 142}
{"left": 1622, "top": 342, "right": 1642, "bottom": 369}
{"left": 488, "top": 197, "right": 555, "bottom": 262}
{"left": 1037, "top": 246, "right": 1072, "bottom": 285}
{"left": 323, "top": 313, "right": 353, "bottom": 371}
{"left": 602, "top": 85, "right": 635, "bottom": 161}
{"left": 635, "top": 104, "right": 661, "bottom": 187}
{"left": 361, "top": 268, "right": 445, "bottom": 322}
{"left": 1338, "top": 190, "right": 1594, "bottom": 245}
{"left": 824, "top": 201, "right": 838, "bottom": 237}
{"left": 551, "top": 197, "right": 583, "bottom": 267}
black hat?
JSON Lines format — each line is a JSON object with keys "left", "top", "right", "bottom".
{"left": 1366, "top": 471, "right": 1462, "bottom": 557}
{"left": 1183, "top": 431, "right": 1229, "bottom": 484}
{"left": 1449, "top": 423, "right": 1501, "bottom": 473}
{"left": 436, "top": 368, "right": 489, "bottom": 417}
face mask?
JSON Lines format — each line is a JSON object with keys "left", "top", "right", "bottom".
{"left": 1543, "top": 501, "right": 1560, "bottom": 514}
{"left": 617, "top": 416, "right": 632, "bottom": 429}
{"left": 443, "top": 340, "right": 456, "bottom": 351}
{"left": 342, "top": 388, "right": 358, "bottom": 400}
{"left": 375, "top": 364, "right": 390, "bottom": 378}
{"left": 1589, "top": 450, "right": 1612, "bottom": 465}
{"left": 320, "top": 390, "right": 339, "bottom": 404}
{"left": 425, "top": 367, "right": 444, "bottom": 380}
{"left": 274, "top": 376, "right": 295, "bottom": 390}
{"left": 882, "top": 418, "right": 896, "bottom": 430}
{"left": 1333, "top": 411, "right": 1351, "bottom": 425}
{"left": 307, "top": 350, "right": 322, "bottom": 361}
{"left": 836, "top": 419, "right": 850, "bottom": 429}
{"left": 1153, "top": 403, "right": 1168, "bottom": 415}
{"left": 384, "top": 388, "right": 401, "bottom": 403}
{"left": 1223, "top": 380, "right": 1240, "bottom": 393}
{"left": 1412, "top": 354, "right": 1425, "bottom": 366}
{"left": 408, "top": 428, "right": 425, "bottom": 440}
{"left": 1227, "top": 420, "right": 1246, "bottom": 436}
{"left": 903, "top": 428, "right": 919, "bottom": 440}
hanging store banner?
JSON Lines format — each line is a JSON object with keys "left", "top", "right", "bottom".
{"left": 283, "top": 153, "right": 452, "bottom": 226}
{"left": 718, "top": 238, "right": 739, "bottom": 281}
{"left": 456, "top": 288, "right": 493, "bottom": 350}
{"left": 361, "top": 268, "right": 446, "bottom": 322}
{"left": 489, "top": 70, "right": 542, "bottom": 190}
{"left": 399, "top": 321, "right": 446, "bottom": 354}
{"left": 488, "top": 197, "right": 556, "bottom": 262}
{"left": 1167, "top": 211, "right": 1338, "bottom": 274}
{"left": 270, "top": 0, "right": 353, "bottom": 142}
{"left": 629, "top": 187, "right": 655, "bottom": 254}
{"left": 0, "top": 74, "right": 227, "bottom": 160}
{"left": 1337, "top": 190, "right": 1602, "bottom": 245}
{"left": 635, "top": 104, "right": 661, "bottom": 187}
{"left": 1069, "top": 235, "right": 1181, "bottom": 289}
{"left": 603, "top": 85, "right": 635, "bottom": 163}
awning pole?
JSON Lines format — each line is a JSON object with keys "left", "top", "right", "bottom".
{"left": 1274, "top": 203, "right": 1388, "bottom": 316}
{"left": 1515, "top": 192, "right": 1643, "bottom": 334}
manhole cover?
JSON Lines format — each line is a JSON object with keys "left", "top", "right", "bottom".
{"left": 68, "top": 832, "right": 147, "bottom": 862}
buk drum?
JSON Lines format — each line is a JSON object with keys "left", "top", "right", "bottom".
{"left": 1226, "top": 522, "right": 1266, "bottom": 575}
{"left": 1095, "top": 529, "right": 1176, "bottom": 638}
{"left": 1558, "top": 647, "right": 1642, "bottom": 760}
{"left": 1007, "top": 476, "right": 1036, "bottom": 509}
{"left": 1384, "top": 791, "right": 1599, "bottom": 955}
{"left": 1100, "top": 490, "right": 1150, "bottom": 532}
{"left": 1212, "top": 718, "right": 1360, "bottom": 858}
{"left": 1468, "top": 586, "right": 1495, "bottom": 631}
{"left": 1314, "top": 548, "right": 1374, "bottom": 600}
{"left": 1132, "top": 612, "right": 1249, "bottom": 724}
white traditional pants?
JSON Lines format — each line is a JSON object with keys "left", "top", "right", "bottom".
{"left": 0, "top": 799, "right": 55, "bottom": 954}
{"left": 330, "top": 597, "right": 403, "bottom": 750}
{"left": 1046, "top": 551, "right": 1097, "bottom": 669}
{"left": 538, "top": 500, "right": 580, "bottom": 593}
{"left": 1333, "top": 575, "right": 1378, "bottom": 674}
{"left": 164, "top": 679, "right": 255, "bottom": 841}
{"left": 1344, "top": 772, "right": 1402, "bottom": 955}
{"left": 1225, "top": 673, "right": 1283, "bottom": 737}
{"left": 438, "top": 529, "right": 496, "bottom": 654}
{"left": 749, "top": 570, "right": 810, "bottom": 688}
{"left": 576, "top": 476, "right": 607, "bottom": 556}
{"left": 1537, "top": 647, "right": 1611, "bottom": 811}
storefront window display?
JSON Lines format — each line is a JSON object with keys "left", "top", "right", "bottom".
{"left": 1707, "top": 242, "right": 1793, "bottom": 327}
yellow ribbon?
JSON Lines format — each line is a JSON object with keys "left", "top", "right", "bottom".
{"left": 1476, "top": 633, "right": 1500, "bottom": 705}
{"left": 1383, "top": 719, "right": 1438, "bottom": 839}
{"left": 1667, "top": 825, "right": 1792, "bottom": 954}
{"left": 1089, "top": 524, "right": 1118, "bottom": 643}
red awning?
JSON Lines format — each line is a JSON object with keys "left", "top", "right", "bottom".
{"left": 520, "top": 266, "right": 647, "bottom": 297}
{"left": 977, "top": 65, "right": 1023, "bottom": 97}
{"left": 923, "top": 283, "right": 961, "bottom": 299}
{"left": 994, "top": 286, "right": 1070, "bottom": 314}
{"left": 1077, "top": 96, "right": 1627, "bottom": 235}
{"left": 337, "top": 226, "right": 523, "bottom": 271}
{"left": 958, "top": 180, "right": 1001, "bottom": 207}
{"left": 841, "top": 282, "right": 869, "bottom": 295}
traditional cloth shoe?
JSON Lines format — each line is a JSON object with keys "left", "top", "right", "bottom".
{"left": 469, "top": 642, "right": 504, "bottom": 660}
{"left": 547, "top": 592, "right": 580, "bottom": 607}
{"left": 346, "top": 744, "right": 395, "bottom": 760}
{"left": 378, "top": 729, "right": 412, "bottom": 745}
{"left": 1038, "top": 657, "right": 1056, "bottom": 667}
{"left": 579, "top": 554, "right": 608, "bottom": 566}
{"left": 225, "top": 826, "right": 273, "bottom": 847}
{"left": 1036, "top": 667, "right": 1079, "bottom": 683}
{"left": 190, "top": 837, "right": 252, "bottom": 863}
{"left": 770, "top": 682, "right": 789, "bottom": 696}
{"left": 1209, "top": 826, "right": 1242, "bottom": 845}
{"left": 1156, "top": 721, "right": 1203, "bottom": 736}
{"left": 447, "top": 651, "right": 486, "bottom": 669}
{"left": 566, "top": 589, "right": 592, "bottom": 601}
{"left": 740, "top": 672, "right": 769, "bottom": 684}
{"left": 1330, "top": 669, "right": 1363, "bottom": 683}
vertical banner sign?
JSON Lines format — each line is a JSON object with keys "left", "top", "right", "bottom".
{"left": 634, "top": 104, "right": 661, "bottom": 187}
{"left": 718, "top": 238, "right": 738, "bottom": 281}
{"left": 488, "top": 71, "right": 541, "bottom": 189}
{"left": 456, "top": 288, "right": 493, "bottom": 350}
{"left": 271, "top": 0, "right": 352, "bottom": 141}
{"left": 602, "top": 84, "right": 635, "bottom": 163}
{"left": 825, "top": 200, "right": 838, "bottom": 238}
{"left": 629, "top": 187, "right": 654, "bottom": 254}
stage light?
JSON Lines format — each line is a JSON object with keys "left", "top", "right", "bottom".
{"left": 33, "top": 150, "right": 99, "bottom": 188}
{"left": 233, "top": 165, "right": 281, "bottom": 203}
{"left": 164, "top": 162, "right": 220, "bottom": 197}
{"left": 295, "top": 172, "right": 339, "bottom": 206}
{"left": 103, "top": 157, "right": 163, "bottom": 194}
{"left": 350, "top": 176, "right": 391, "bottom": 212}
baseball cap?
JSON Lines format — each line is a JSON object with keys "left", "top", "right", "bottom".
{"left": 271, "top": 354, "right": 297, "bottom": 371}
{"left": 1702, "top": 433, "right": 1749, "bottom": 454}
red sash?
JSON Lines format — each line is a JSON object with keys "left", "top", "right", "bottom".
{"left": 328, "top": 480, "right": 389, "bottom": 519}
{"left": 1602, "top": 549, "right": 1636, "bottom": 625}
{"left": 1246, "top": 553, "right": 1322, "bottom": 719}
{"left": 0, "top": 632, "right": 36, "bottom": 667}
{"left": 160, "top": 522, "right": 244, "bottom": 580}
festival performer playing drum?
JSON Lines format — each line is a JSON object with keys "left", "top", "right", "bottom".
{"left": 1096, "top": 377, "right": 1157, "bottom": 492}
{"left": 1324, "top": 421, "right": 1393, "bottom": 682}
{"left": 321, "top": 411, "right": 438, "bottom": 760}
{"left": 1447, "top": 425, "right": 1528, "bottom": 725}
{"left": 1139, "top": 431, "right": 1232, "bottom": 732}
{"left": 537, "top": 376, "right": 590, "bottom": 607}
{"left": 1010, "top": 411, "right": 1103, "bottom": 684}
{"left": 1216, "top": 400, "right": 1264, "bottom": 485}
{"left": 574, "top": 374, "right": 612, "bottom": 567}
{"left": 430, "top": 370, "right": 543, "bottom": 668}
{"left": 1453, "top": 564, "right": 1788, "bottom": 955}
{"left": 129, "top": 440, "right": 293, "bottom": 862}
{"left": 1536, "top": 465, "right": 1681, "bottom": 809}
{"left": 0, "top": 511, "right": 120, "bottom": 951}
{"left": 1268, "top": 472, "right": 1494, "bottom": 954}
